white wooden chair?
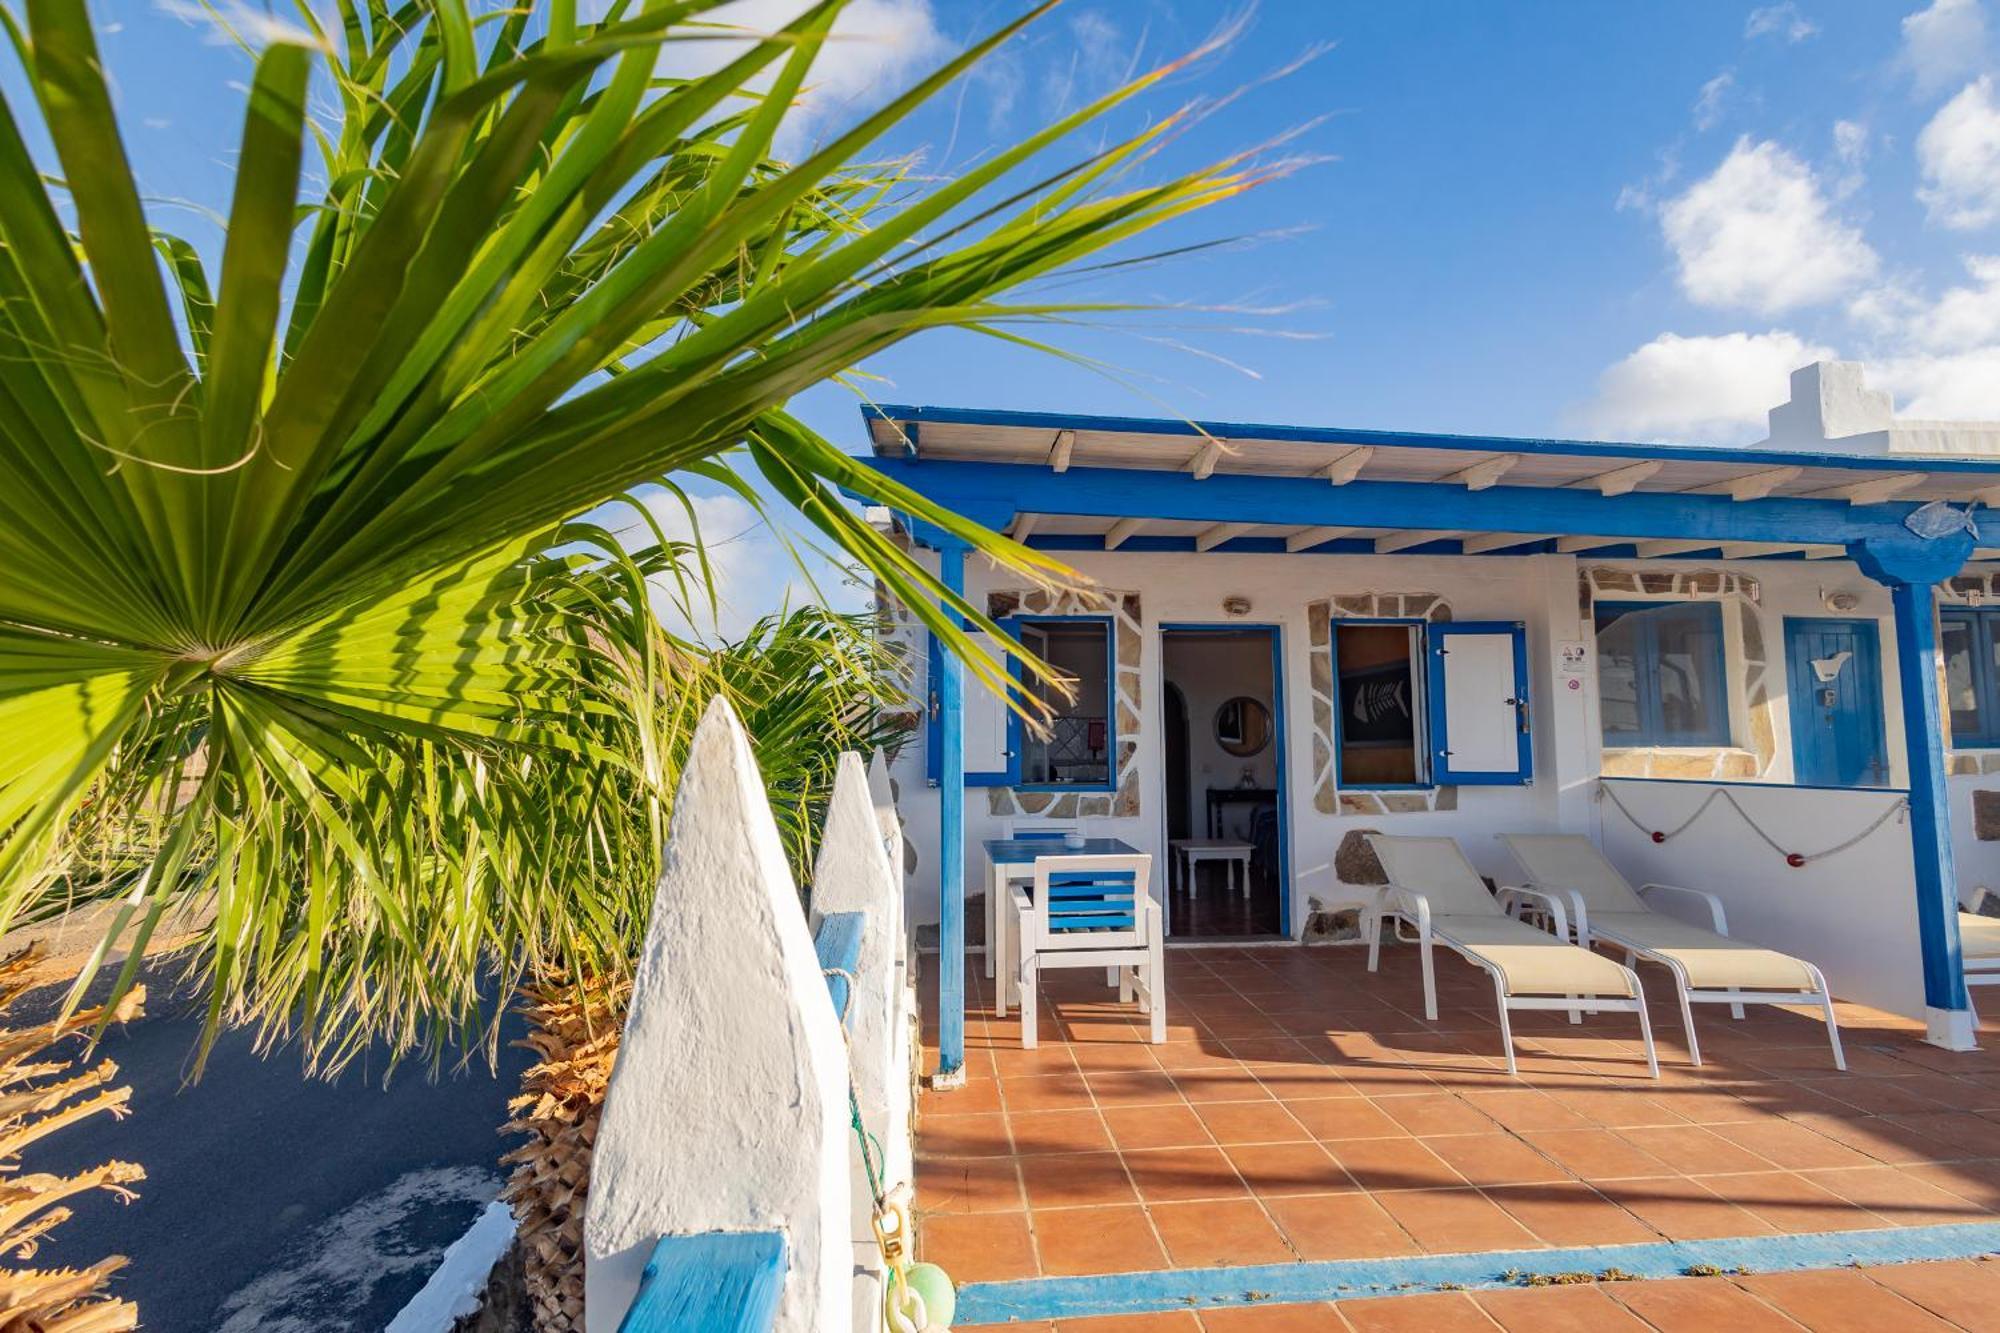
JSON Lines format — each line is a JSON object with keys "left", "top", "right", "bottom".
{"left": 1014, "top": 854, "right": 1164, "bottom": 1048}
{"left": 985, "top": 818, "right": 1081, "bottom": 979}
{"left": 1964, "top": 886, "right": 2000, "bottom": 1016}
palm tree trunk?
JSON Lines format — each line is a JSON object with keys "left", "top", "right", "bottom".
{"left": 501, "top": 976, "right": 629, "bottom": 1333}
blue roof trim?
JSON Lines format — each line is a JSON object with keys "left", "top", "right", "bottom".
{"left": 863, "top": 402, "right": 2000, "bottom": 476}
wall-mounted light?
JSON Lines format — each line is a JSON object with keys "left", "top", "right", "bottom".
{"left": 1821, "top": 588, "right": 1861, "bottom": 613}
{"left": 1222, "top": 595, "right": 1253, "bottom": 617}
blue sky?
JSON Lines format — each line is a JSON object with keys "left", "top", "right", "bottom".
{"left": 11, "top": 0, "right": 2000, "bottom": 631}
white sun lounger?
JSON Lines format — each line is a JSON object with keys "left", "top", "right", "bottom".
{"left": 1963, "top": 887, "right": 2000, "bottom": 1016}
{"left": 1363, "top": 835, "right": 1658, "bottom": 1079}
{"left": 1500, "top": 834, "right": 1844, "bottom": 1070}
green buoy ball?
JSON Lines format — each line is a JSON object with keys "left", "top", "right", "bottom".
{"left": 890, "top": 1262, "right": 956, "bottom": 1331}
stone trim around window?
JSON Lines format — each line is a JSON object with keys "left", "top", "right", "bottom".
{"left": 1305, "top": 591, "right": 1459, "bottom": 818}
{"left": 1581, "top": 566, "right": 1778, "bottom": 781}
{"left": 983, "top": 588, "right": 1144, "bottom": 821}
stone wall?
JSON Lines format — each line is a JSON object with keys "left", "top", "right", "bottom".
{"left": 1305, "top": 591, "right": 1458, "bottom": 817}
{"left": 1581, "top": 566, "right": 1778, "bottom": 781}
{"left": 983, "top": 588, "right": 1145, "bottom": 822}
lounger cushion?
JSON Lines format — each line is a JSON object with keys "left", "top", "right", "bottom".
{"left": 1429, "top": 915, "right": 1639, "bottom": 999}
{"left": 1584, "top": 912, "right": 1819, "bottom": 991}
{"left": 1961, "top": 911, "right": 2000, "bottom": 963}
{"left": 1367, "top": 835, "right": 1504, "bottom": 916}
{"left": 1500, "top": 834, "right": 1649, "bottom": 914}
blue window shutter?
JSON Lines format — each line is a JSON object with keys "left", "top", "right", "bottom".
{"left": 1427, "top": 622, "right": 1532, "bottom": 785}
{"left": 966, "top": 617, "right": 1023, "bottom": 786}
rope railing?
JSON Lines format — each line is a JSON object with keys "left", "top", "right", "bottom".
{"left": 1598, "top": 781, "right": 1910, "bottom": 868}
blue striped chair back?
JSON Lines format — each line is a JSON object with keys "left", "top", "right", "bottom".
{"left": 1043, "top": 867, "right": 1138, "bottom": 934}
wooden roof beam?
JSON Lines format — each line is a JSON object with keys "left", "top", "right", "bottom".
{"left": 1555, "top": 535, "right": 1624, "bottom": 554}
{"left": 1010, "top": 513, "right": 1040, "bottom": 542}
{"left": 1285, "top": 525, "right": 1354, "bottom": 552}
{"left": 1460, "top": 532, "right": 1553, "bottom": 554}
{"left": 1806, "top": 472, "right": 1928, "bottom": 505}
{"left": 1689, "top": 465, "right": 1802, "bottom": 501}
{"left": 1573, "top": 460, "right": 1663, "bottom": 496}
{"left": 1188, "top": 437, "right": 1227, "bottom": 480}
{"left": 1195, "top": 521, "right": 1255, "bottom": 552}
{"left": 1320, "top": 446, "right": 1374, "bottom": 484}
{"left": 1048, "top": 429, "right": 1075, "bottom": 473}
{"left": 1634, "top": 539, "right": 1717, "bottom": 559}
{"left": 1442, "top": 454, "right": 1518, "bottom": 490}
{"left": 1374, "top": 529, "right": 1460, "bottom": 554}
{"left": 1103, "top": 517, "right": 1146, "bottom": 550}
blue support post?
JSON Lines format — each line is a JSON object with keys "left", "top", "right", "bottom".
{"left": 935, "top": 542, "right": 968, "bottom": 1083}
{"left": 1888, "top": 578, "right": 1977, "bottom": 1048}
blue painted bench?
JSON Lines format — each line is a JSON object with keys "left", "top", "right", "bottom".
{"left": 617, "top": 1230, "right": 786, "bottom": 1332}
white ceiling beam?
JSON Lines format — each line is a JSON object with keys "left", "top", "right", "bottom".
{"left": 1187, "top": 437, "right": 1227, "bottom": 480}
{"left": 1373, "top": 529, "right": 1459, "bottom": 554}
{"left": 1719, "top": 541, "right": 1807, "bottom": 559}
{"left": 1442, "top": 454, "right": 1518, "bottom": 490}
{"left": 1972, "top": 485, "right": 2000, "bottom": 508}
{"left": 1195, "top": 521, "right": 1255, "bottom": 552}
{"left": 1048, "top": 429, "right": 1075, "bottom": 473}
{"left": 1804, "top": 545, "right": 1849, "bottom": 559}
{"left": 1103, "top": 517, "right": 1146, "bottom": 550}
{"left": 1688, "top": 465, "right": 1802, "bottom": 501}
{"left": 1634, "top": 539, "right": 1717, "bottom": 559}
{"left": 1460, "top": 532, "right": 1552, "bottom": 554}
{"left": 1573, "top": 460, "right": 1662, "bottom": 496}
{"left": 1009, "top": 513, "right": 1039, "bottom": 542}
{"left": 1976, "top": 547, "right": 2000, "bottom": 561}
{"left": 1555, "top": 535, "right": 1624, "bottom": 554}
{"left": 1320, "top": 446, "right": 1373, "bottom": 485}
{"left": 1806, "top": 472, "right": 1928, "bottom": 505}
{"left": 1285, "top": 525, "right": 1354, "bottom": 552}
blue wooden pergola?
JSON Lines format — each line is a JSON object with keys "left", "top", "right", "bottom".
{"left": 854, "top": 403, "right": 2000, "bottom": 1080}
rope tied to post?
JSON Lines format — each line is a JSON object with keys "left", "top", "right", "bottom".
{"left": 1598, "top": 783, "right": 1910, "bottom": 867}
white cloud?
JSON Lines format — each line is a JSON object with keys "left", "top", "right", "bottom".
{"left": 1693, "top": 72, "right": 1735, "bottom": 132}
{"left": 652, "top": 0, "right": 951, "bottom": 151}
{"left": 1572, "top": 330, "right": 1837, "bottom": 442}
{"left": 1659, "top": 138, "right": 1878, "bottom": 314}
{"left": 1901, "top": 0, "right": 1990, "bottom": 97}
{"left": 1746, "top": 3, "right": 1818, "bottom": 42}
{"left": 1918, "top": 76, "right": 2000, "bottom": 228}
{"left": 1877, "top": 347, "right": 2000, "bottom": 416}
{"left": 1833, "top": 119, "right": 1868, "bottom": 168}
{"left": 1857, "top": 254, "right": 2000, "bottom": 351}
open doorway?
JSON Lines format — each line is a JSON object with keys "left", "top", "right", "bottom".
{"left": 1159, "top": 626, "right": 1287, "bottom": 939}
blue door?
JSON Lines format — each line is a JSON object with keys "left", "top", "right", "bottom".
{"left": 1784, "top": 618, "right": 1888, "bottom": 787}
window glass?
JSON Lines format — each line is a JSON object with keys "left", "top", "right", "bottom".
{"left": 1942, "top": 613, "right": 1982, "bottom": 739}
{"left": 1593, "top": 601, "right": 1729, "bottom": 746}
{"left": 1017, "top": 619, "right": 1113, "bottom": 787}
{"left": 1335, "top": 623, "right": 1423, "bottom": 786}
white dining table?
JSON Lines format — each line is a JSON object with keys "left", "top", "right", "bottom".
{"left": 983, "top": 836, "right": 1141, "bottom": 1016}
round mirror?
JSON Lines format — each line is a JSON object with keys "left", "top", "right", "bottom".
{"left": 1213, "top": 696, "right": 1272, "bottom": 757}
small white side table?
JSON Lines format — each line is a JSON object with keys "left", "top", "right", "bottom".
{"left": 1169, "top": 839, "right": 1254, "bottom": 898}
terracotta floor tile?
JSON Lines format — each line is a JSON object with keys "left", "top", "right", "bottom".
{"left": 1287, "top": 1097, "right": 1407, "bottom": 1140}
{"left": 1086, "top": 1069, "right": 1190, "bottom": 1109}
{"left": 932, "top": 1074, "right": 1005, "bottom": 1114}
{"left": 1056, "top": 1314, "right": 1204, "bottom": 1332}
{"left": 1864, "top": 1257, "right": 2000, "bottom": 1328}
{"left": 1372, "top": 1188, "right": 1539, "bottom": 1253}
{"left": 1482, "top": 1181, "right": 1659, "bottom": 1247}
{"left": 1325, "top": 1136, "right": 1466, "bottom": 1191}
{"left": 1069, "top": 1040, "right": 1167, "bottom": 1072}
{"left": 1225, "top": 1141, "right": 1356, "bottom": 1197}
{"left": 1474, "top": 1283, "right": 1652, "bottom": 1332}
{"left": 1608, "top": 1276, "right": 1805, "bottom": 1331}
{"left": 992, "top": 1045, "right": 1081, "bottom": 1079}
{"left": 1030, "top": 1203, "right": 1168, "bottom": 1276}
{"left": 1882, "top": 1110, "right": 2000, "bottom": 1159}
{"left": 1655, "top": 1087, "right": 1764, "bottom": 1124}
{"left": 1103, "top": 1103, "right": 1214, "bottom": 1151}
{"left": 1519, "top": 1127, "right": 1674, "bottom": 1181}
{"left": 1797, "top": 1165, "right": 1990, "bottom": 1226}
{"left": 1020, "top": 1151, "right": 1137, "bottom": 1209}
{"left": 1338, "top": 1290, "right": 1499, "bottom": 1331}
{"left": 1173, "top": 1067, "right": 1281, "bottom": 1103}
{"left": 1592, "top": 1175, "right": 1776, "bottom": 1241}
{"left": 1195, "top": 1099, "right": 1313, "bottom": 1145}
{"left": 1376, "top": 1092, "right": 1497, "bottom": 1136}
{"left": 920, "top": 1112, "right": 1016, "bottom": 1158}
{"left": 1737, "top": 1267, "right": 1959, "bottom": 1332}
{"left": 1263, "top": 1191, "right": 1420, "bottom": 1261}
{"left": 1711, "top": 1118, "right": 1875, "bottom": 1170}
{"left": 1460, "top": 1089, "right": 1593, "bottom": 1133}
{"left": 1423, "top": 1133, "right": 1570, "bottom": 1187}
{"left": 1198, "top": 1303, "right": 1347, "bottom": 1331}
{"left": 1693, "top": 1170, "right": 1884, "bottom": 1234}
{"left": 1124, "top": 1144, "right": 1251, "bottom": 1202}
{"left": 1244, "top": 1061, "right": 1361, "bottom": 1100}
{"left": 1611, "top": 1123, "right": 1777, "bottom": 1176}
{"left": 915, "top": 1155, "right": 1024, "bottom": 1214}
{"left": 919, "top": 1210, "right": 1039, "bottom": 1282}
{"left": 1011, "top": 1109, "right": 1115, "bottom": 1156}
{"left": 1905, "top": 1158, "right": 2000, "bottom": 1208}
{"left": 1543, "top": 1087, "right": 1688, "bottom": 1128}
{"left": 1005, "top": 1072, "right": 1101, "bottom": 1113}
{"left": 1148, "top": 1197, "right": 1295, "bottom": 1267}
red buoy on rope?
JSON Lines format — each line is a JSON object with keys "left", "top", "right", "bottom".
{"left": 1650, "top": 831, "right": 1665, "bottom": 844}
{"left": 1785, "top": 852, "right": 1806, "bottom": 868}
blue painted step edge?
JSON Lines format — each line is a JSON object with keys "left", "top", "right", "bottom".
{"left": 815, "top": 910, "right": 866, "bottom": 1029}
{"left": 618, "top": 1229, "right": 786, "bottom": 1333}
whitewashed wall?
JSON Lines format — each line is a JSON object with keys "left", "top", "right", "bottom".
{"left": 1598, "top": 777, "right": 1924, "bottom": 1018}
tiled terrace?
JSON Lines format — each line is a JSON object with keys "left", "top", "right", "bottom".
{"left": 915, "top": 944, "right": 2000, "bottom": 1330}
